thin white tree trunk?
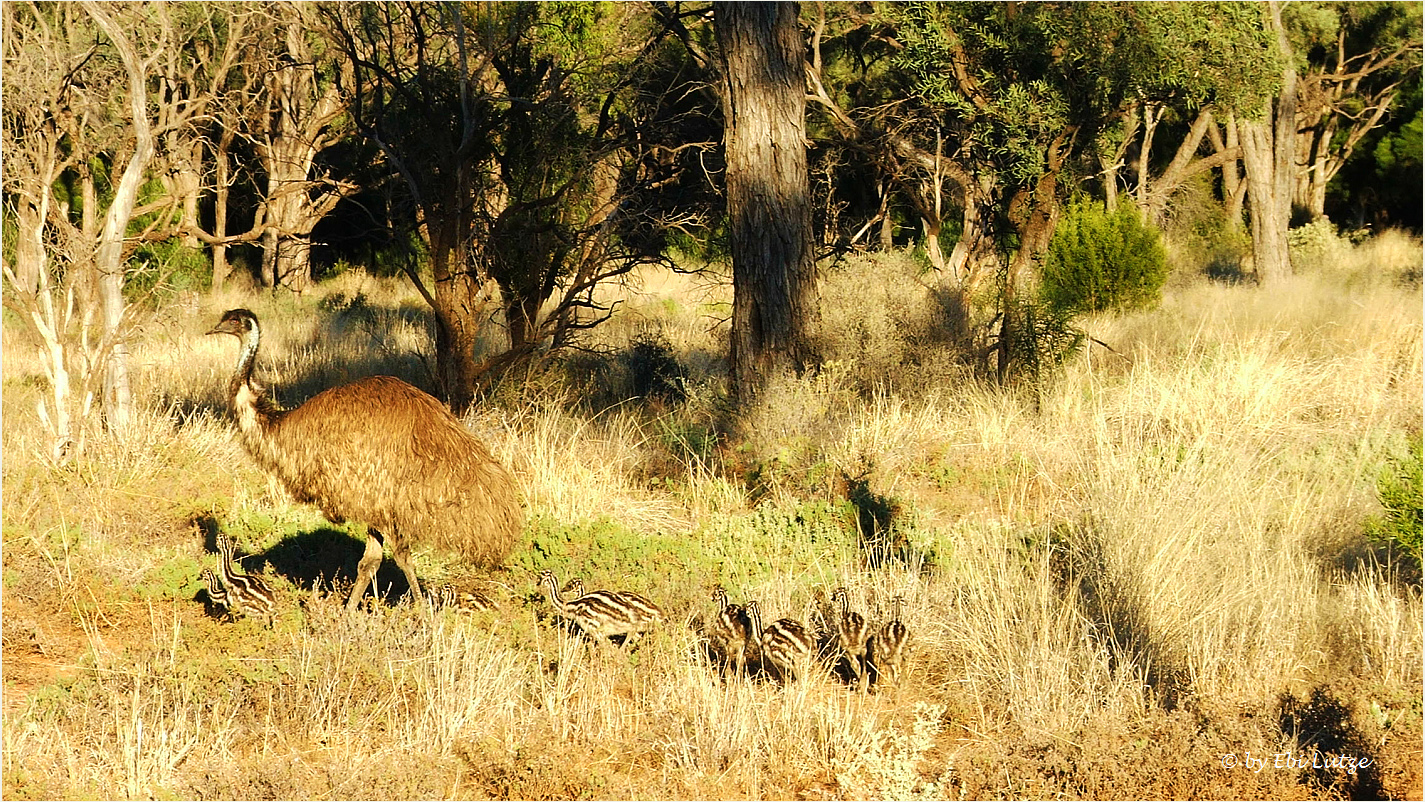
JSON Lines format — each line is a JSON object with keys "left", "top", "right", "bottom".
{"left": 84, "top": 1, "right": 158, "bottom": 432}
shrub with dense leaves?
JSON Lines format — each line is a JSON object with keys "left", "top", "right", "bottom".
{"left": 1366, "top": 437, "right": 1423, "bottom": 583}
{"left": 1041, "top": 200, "right": 1170, "bottom": 315}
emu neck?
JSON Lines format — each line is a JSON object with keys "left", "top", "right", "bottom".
{"left": 229, "top": 325, "right": 260, "bottom": 403}
{"left": 229, "top": 323, "right": 277, "bottom": 436}
{"left": 543, "top": 579, "right": 567, "bottom": 615}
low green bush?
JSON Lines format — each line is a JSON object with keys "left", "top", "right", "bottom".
{"left": 1365, "top": 437, "right": 1423, "bottom": 583}
{"left": 1041, "top": 199, "right": 1169, "bottom": 316}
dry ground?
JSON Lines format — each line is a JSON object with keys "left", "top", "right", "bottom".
{"left": 3, "top": 234, "right": 1422, "bottom": 800}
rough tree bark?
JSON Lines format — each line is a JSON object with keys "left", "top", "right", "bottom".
{"left": 997, "top": 127, "right": 1074, "bottom": 383}
{"left": 427, "top": 218, "right": 486, "bottom": 416}
{"left": 1239, "top": 0, "right": 1297, "bottom": 284}
{"left": 252, "top": 4, "right": 355, "bottom": 293}
{"left": 715, "top": 1, "right": 819, "bottom": 401}
{"left": 1208, "top": 114, "right": 1249, "bottom": 229}
{"left": 211, "top": 125, "right": 236, "bottom": 291}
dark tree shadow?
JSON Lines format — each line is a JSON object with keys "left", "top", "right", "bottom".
{"left": 1278, "top": 687, "right": 1385, "bottom": 800}
{"left": 842, "top": 472, "right": 936, "bottom": 573}
{"left": 1046, "top": 520, "right": 1191, "bottom": 712}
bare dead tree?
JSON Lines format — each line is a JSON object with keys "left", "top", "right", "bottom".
{"left": 2, "top": 2, "right": 237, "bottom": 457}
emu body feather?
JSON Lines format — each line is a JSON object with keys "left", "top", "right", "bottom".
{"left": 210, "top": 309, "right": 523, "bottom": 609}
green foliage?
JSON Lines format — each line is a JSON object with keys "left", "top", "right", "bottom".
{"left": 887, "top": 2, "right": 1278, "bottom": 190}
{"left": 125, "top": 240, "right": 210, "bottom": 303}
{"left": 1374, "top": 107, "right": 1422, "bottom": 177}
{"left": 1040, "top": 200, "right": 1169, "bottom": 316}
{"left": 888, "top": 2, "right": 1073, "bottom": 188}
{"left": 135, "top": 556, "right": 208, "bottom": 601}
{"left": 1287, "top": 219, "right": 1352, "bottom": 263}
{"left": 1365, "top": 437, "right": 1423, "bottom": 577}
{"left": 620, "top": 331, "right": 687, "bottom": 403}
{"left": 1327, "top": 81, "right": 1422, "bottom": 230}
{"left": 1130, "top": 2, "right": 1280, "bottom": 114}
{"left": 665, "top": 224, "right": 730, "bottom": 264}
{"left": 514, "top": 499, "right": 867, "bottom": 610}
{"left": 518, "top": 516, "right": 703, "bottom": 597}
{"left": 700, "top": 501, "right": 863, "bottom": 589}
{"left": 1308, "top": 3, "right": 1424, "bottom": 229}
{"left": 998, "top": 295, "right": 1084, "bottom": 390}
{"left": 653, "top": 417, "right": 717, "bottom": 466}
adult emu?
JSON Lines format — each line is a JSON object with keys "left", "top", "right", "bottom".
{"left": 208, "top": 308, "right": 523, "bottom": 610}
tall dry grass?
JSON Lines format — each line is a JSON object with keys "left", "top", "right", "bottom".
{"left": 3, "top": 233, "right": 1421, "bottom": 799}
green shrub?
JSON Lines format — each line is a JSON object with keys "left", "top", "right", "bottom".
{"left": 125, "top": 239, "right": 210, "bottom": 303}
{"left": 1041, "top": 200, "right": 1169, "bottom": 316}
{"left": 1287, "top": 219, "right": 1353, "bottom": 266}
{"left": 1365, "top": 437, "right": 1422, "bottom": 581}
{"left": 621, "top": 331, "right": 687, "bottom": 403}
{"left": 997, "top": 294, "right": 1084, "bottom": 391}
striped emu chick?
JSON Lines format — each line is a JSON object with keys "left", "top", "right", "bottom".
{"left": 746, "top": 600, "right": 815, "bottom": 683}
{"left": 538, "top": 570, "right": 662, "bottom": 646}
{"left": 215, "top": 533, "right": 276, "bottom": 627}
{"left": 426, "top": 583, "right": 496, "bottom": 613}
{"left": 869, "top": 595, "right": 910, "bottom": 689}
{"left": 200, "top": 568, "right": 232, "bottom": 618}
{"left": 566, "top": 577, "right": 663, "bottom": 631}
{"left": 832, "top": 587, "right": 873, "bottom": 692}
{"left": 708, "top": 586, "right": 753, "bottom": 677}
{"left": 428, "top": 583, "right": 457, "bottom": 610}
{"left": 208, "top": 309, "right": 523, "bottom": 611}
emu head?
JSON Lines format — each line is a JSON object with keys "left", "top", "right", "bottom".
{"left": 207, "top": 308, "right": 259, "bottom": 339}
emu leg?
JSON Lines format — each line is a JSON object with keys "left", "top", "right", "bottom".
{"left": 388, "top": 535, "right": 424, "bottom": 605}
{"left": 347, "top": 531, "right": 386, "bottom": 610}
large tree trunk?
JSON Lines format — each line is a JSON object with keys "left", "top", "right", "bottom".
{"left": 1295, "top": 113, "right": 1338, "bottom": 222}
{"left": 1211, "top": 114, "right": 1248, "bottom": 230}
{"left": 1134, "top": 103, "right": 1163, "bottom": 219}
{"left": 715, "top": 1, "right": 819, "bottom": 400}
{"left": 1240, "top": 1, "right": 1297, "bottom": 285}
{"left": 945, "top": 168, "right": 997, "bottom": 295}
{"left": 252, "top": 5, "right": 352, "bottom": 294}
{"left": 258, "top": 139, "right": 329, "bottom": 294}
{"left": 998, "top": 129, "right": 1071, "bottom": 383}
{"left": 163, "top": 132, "right": 204, "bottom": 249}
{"left": 427, "top": 221, "right": 485, "bottom": 416}
{"left": 11, "top": 196, "right": 44, "bottom": 296}
{"left": 1240, "top": 120, "right": 1292, "bottom": 282}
